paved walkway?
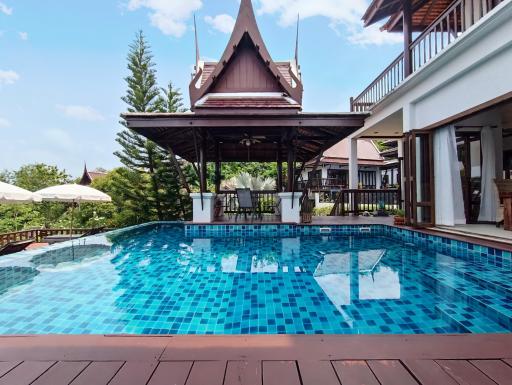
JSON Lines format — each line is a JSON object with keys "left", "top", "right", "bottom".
{"left": 1, "top": 334, "right": 511, "bottom": 384}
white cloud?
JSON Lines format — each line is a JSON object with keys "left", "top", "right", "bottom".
{"left": 0, "top": 2, "right": 12, "bottom": 16}
{"left": 127, "top": 0, "right": 203, "bottom": 37}
{"left": 257, "top": 0, "right": 402, "bottom": 46}
{"left": 56, "top": 105, "right": 105, "bottom": 122}
{"left": 0, "top": 69, "right": 20, "bottom": 85}
{"left": 0, "top": 117, "right": 11, "bottom": 128}
{"left": 205, "top": 14, "right": 236, "bottom": 34}
{"left": 347, "top": 24, "right": 403, "bottom": 46}
{"left": 18, "top": 31, "right": 28, "bottom": 41}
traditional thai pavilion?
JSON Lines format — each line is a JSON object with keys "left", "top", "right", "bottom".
{"left": 78, "top": 164, "right": 107, "bottom": 186}
{"left": 123, "top": 0, "right": 368, "bottom": 223}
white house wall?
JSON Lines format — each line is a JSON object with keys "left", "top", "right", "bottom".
{"left": 358, "top": 0, "right": 512, "bottom": 136}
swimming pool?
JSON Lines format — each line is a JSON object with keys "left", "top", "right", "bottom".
{"left": 0, "top": 223, "right": 511, "bottom": 335}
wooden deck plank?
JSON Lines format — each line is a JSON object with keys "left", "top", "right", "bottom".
{"left": 31, "top": 361, "right": 89, "bottom": 385}
{"left": 147, "top": 362, "right": 192, "bottom": 385}
{"left": 437, "top": 360, "right": 496, "bottom": 385}
{"left": 504, "top": 359, "right": 512, "bottom": 367}
{"left": 471, "top": 360, "right": 512, "bottom": 385}
{"left": 367, "top": 360, "right": 418, "bottom": 385}
{"left": 224, "top": 361, "right": 261, "bottom": 385}
{"left": 332, "top": 361, "right": 380, "bottom": 385}
{"left": 70, "top": 362, "right": 124, "bottom": 385}
{"left": 298, "top": 361, "right": 340, "bottom": 385}
{"left": 403, "top": 360, "right": 459, "bottom": 385}
{"left": 0, "top": 362, "right": 20, "bottom": 378}
{"left": 0, "top": 361, "right": 55, "bottom": 385}
{"left": 186, "top": 361, "right": 226, "bottom": 385}
{"left": 108, "top": 361, "right": 158, "bottom": 385}
{"left": 262, "top": 361, "right": 301, "bottom": 385}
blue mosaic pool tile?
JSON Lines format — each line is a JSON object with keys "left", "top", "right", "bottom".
{"left": 0, "top": 222, "right": 511, "bottom": 335}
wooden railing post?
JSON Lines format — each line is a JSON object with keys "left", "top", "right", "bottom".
{"left": 403, "top": 0, "right": 413, "bottom": 77}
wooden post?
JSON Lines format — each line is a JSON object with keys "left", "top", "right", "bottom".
{"left": 287, "top": 140, "right": 295, "bottom": 192}
{"left": 277, "top": 142, "right": 283, "bottom": 192}
{"left": 214, "top": 141, "right": 221, "bottom": 194}
{"left": 403, "top": 0, "right": 413, "bottom": 77}
{"left": 199, "top": 129, "right": 208, "bottom": 194}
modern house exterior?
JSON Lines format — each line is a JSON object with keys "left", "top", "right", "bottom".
{"left": 347, "top": 0, "right": 512, "bottom": 231}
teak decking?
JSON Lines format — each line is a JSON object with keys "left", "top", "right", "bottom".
{"left": 1, "top": 334, "right": 512, "bottom": 384}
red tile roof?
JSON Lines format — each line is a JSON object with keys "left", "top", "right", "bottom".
{"left": 197, "top": 96, "right": 299, "bottom": 109}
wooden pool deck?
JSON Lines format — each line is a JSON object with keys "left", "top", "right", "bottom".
{"left": 1, "top": 334, "right": 512, "bottom": 384}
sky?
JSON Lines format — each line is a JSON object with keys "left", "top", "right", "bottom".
{"left": 0, "top": 0, "right": 403, "bottom": 178}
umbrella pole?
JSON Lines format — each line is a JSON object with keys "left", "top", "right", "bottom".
{"left": 14, "top": 209, "right": 18, "bottom": 232}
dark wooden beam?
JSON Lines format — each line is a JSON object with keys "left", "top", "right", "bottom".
{"left": 277, "top": 141, "right": 283, "bottom": 193}
{"left": 403, "top": 0, "right": 413, "bottom": 77}
{"left": 199, "top": 128, "right": 208, "bottom": 194}
{"left": 214, "top": 141, "right": 221, "bottom": 194}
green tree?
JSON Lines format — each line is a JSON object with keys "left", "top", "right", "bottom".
{"left": 115, "top": 31, "right": 170, "bottom": 223}
{"left": 14, "top": 163, "right": 70, "bottom": 191}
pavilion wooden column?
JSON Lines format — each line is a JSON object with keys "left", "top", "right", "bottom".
{"left": 286, "top": 138, "right": 296, "bottom": 192}
{"left": 214, "top": 141, "right": 221, "bottom": 194}
{"left": 277, "top": 142, "right": 283, "bottom": 192}
{"left": 199, "top": 129, "right": 208, "bottom": 193}
{"left": 403, "top": 0, "right": 413, "bottom": 77}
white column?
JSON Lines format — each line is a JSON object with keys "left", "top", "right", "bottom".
{"left": 279, "top": 192, "right": 303, "bottom": 223}
{"left": 190, "top": 193, "right": 217, "bottom": 223}
{"left": 376, "top": 168, "right": 382, "bottom": 189}
{"left": 348, "top": 138, "right": 358, "bottom": 189}
{"left": 314, "top": 192, "right": 320, "bottom": 206}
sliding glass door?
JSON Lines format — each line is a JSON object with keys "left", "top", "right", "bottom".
{"left": 404, "top": 131, "right": 435, "bottom": 227}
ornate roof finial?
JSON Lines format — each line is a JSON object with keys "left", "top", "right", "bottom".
{"left": 194, "top": 14, "right": 200, "bottom": 68}
{"left": 79, "top": 163, "right": 92, "bottom": 186}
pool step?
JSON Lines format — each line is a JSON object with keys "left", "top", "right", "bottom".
{"left": 435, "top": 301, "right": 510, "bottom": 333}
{"left": 421, "top": 269, "right": 512, "bottom": 331}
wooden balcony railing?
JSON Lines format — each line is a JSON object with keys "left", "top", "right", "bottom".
{"left": 351, "top": 0, "right": 504, "bottom": 112}
{"left": 218, "top": 190, "right": 279, "bottom": 215}
{"left": 330, "top": 189, "right": 401, "bottom": 216}
{"left": 0, "top": 228, "right": 107, "bottom": 247}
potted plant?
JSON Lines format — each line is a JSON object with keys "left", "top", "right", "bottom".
{"left": 393, "top": 209, "right": 405, "bottom": 226}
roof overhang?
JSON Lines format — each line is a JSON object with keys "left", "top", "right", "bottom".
{"left": 122, "top": 112, "right": 368, "bottom": 163}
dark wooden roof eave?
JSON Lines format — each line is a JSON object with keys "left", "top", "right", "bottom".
{"left": 122, "top": 112, "right": 368, "bottom": 163}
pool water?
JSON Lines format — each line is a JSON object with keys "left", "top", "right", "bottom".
{"left": 0, "top": 223, "right": 511, "bottom": 335}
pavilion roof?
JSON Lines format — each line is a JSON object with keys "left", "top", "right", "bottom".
{"left": 122, "top": 112, "right": 368, "bottom": 163}
{"left": 363, "top": 0, "right": 456, "bottom": 32}
{"left": 189, "top": 0, "right": 303, "bottom": 111}
{"left": 306, "top": 139, "right": 385, "bottom": 166}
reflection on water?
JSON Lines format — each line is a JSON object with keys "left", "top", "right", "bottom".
{"left": 0, "top": 267, "right": 39, "bottom": 295}
{"left": 30, "top": 244, "right": 112, "bottom": 268}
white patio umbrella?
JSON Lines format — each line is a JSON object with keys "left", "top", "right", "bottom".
{"left": 0, "top": 181, "right": 42, "bottom": 204}
{"left": 35, "top": 184, "right": 112, "bottom": 237}
{"left": 0, "top": 181, "right": 42, "bottom": 230}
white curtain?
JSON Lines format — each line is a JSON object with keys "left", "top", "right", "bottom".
{"left": 479, "top": 126, "right": 499, "bottom": 222}
{"left": 434, "top": 125, "right": 466, "bottom": 226}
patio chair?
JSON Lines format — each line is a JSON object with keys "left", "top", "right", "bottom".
{"left": 235, "top": 188, "right": 259, "bottom": 221}
{"left": 0, "top": 239, "right": 35, "bottom": 256}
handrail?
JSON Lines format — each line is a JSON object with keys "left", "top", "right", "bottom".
{"left": 330, "top": 189, "right": 400, "bottom": 216}
{"left": 351, "top": 0, "right": 504, "bottom": 112}
{"left": 0, "top": 228, "right": 110, "bottom": 247}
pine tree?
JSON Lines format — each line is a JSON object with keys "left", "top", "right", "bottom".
{"left": 115, "top": 31, "right": 168, "bottom": 222}
{"left": 115, "top": 31, "right": 195, "bottom": 223}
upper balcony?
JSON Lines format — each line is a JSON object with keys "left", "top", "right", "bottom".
{"left": 351, "top": 0, "right": 505, "bottom": 112}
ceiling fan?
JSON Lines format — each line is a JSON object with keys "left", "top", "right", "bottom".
{"left": 239, "top": 134, "right": 266, "bottom": 147}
